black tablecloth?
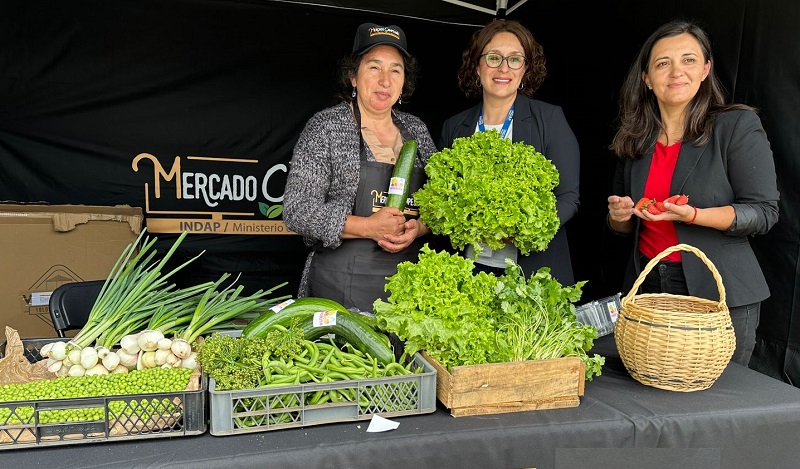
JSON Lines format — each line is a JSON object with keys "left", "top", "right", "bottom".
{"left": 5, "top": 336, "right": 800, "bottom": 469}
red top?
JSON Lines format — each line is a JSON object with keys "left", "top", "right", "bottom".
{"left": 639, "top": 141, "right": 682, "bottom": 262}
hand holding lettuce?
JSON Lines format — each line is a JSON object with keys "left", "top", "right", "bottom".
{"left": 414, "top": 130, "right": 560, "bottom": 255}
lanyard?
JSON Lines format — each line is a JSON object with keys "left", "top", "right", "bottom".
{"left": 478, "top": 104, "right": 514, "bottom": 139}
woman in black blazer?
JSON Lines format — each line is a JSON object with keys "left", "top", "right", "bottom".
{"left": 606, "top": 19, "right": 779, "bottom": 366}
{"left": 438, "top": 19, "right": 580, "bottom": 286}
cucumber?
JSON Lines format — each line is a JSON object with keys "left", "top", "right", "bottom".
{"left": 384, "top": 139, "right": 418, "bottom": 211}
{"left": 242, "top": 297, "right": 345, "bottom": 338}
{"left": 242, "top": 297, "right": 395, "bottom": 365}
{"left": 301, "top": 312, "right": 395, "bottom": 365}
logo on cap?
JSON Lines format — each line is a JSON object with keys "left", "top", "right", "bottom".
{"left": 353, "top": 23, "right": 409, "bottom": 57}
{"left": 369, "top": 26, "right": 401, "bottom": 40}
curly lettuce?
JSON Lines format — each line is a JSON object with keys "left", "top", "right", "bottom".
{"left": 373, "top": 246, "right": 604, "bottom": 381}
{"left": 415, "top": 130, "right": 560, "bottom": 255}
{"left": 373, "top": 246, "right": 503, "bottom": 368}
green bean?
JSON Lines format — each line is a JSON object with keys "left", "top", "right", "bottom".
{"left": 266, "top": 374, "right": 295, "bottom": 385}
{"left": 324, "top": 371, "right": 351, "bottom": 381}
{"left": 383, "top": 362, "right": 410, "bottom": 376}
{"left": 327, "top": 364, "right": 367, "bottom": 377}
{"left": 302, "top": 340, "right": 320, "bottom": 366}
{"left": 319, "top": 346, "right": 337, "bottom": 368}
{"left": 265, "top": 360, "right": 290, "bottom": 374}
{"left": 337, "top": 389, "right": 355, "bottom": 401}
{"left": 308, "top": 389, "right": 325, "bottom": 405}
{"left": 295, "top": 363, "right": 328, "bottom": 376}
{"left": 293, "top": 354, "right": 311, "bottom": 365}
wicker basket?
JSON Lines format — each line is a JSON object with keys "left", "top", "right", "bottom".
{"left": 614, "top": 244, "right": 735, "bottom": 392}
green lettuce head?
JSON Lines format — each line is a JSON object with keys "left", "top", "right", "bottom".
{"left": 415, "top": 130, "right": 560, "bottom": 255}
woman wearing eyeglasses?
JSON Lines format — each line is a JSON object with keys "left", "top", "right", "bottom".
{"left": 438, "top": 19, "right": 580, "bottom": 285}
{"left": 283, "top": 23, "right": 438, "bottom": 313}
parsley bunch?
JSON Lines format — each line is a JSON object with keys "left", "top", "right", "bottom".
{"left": 415, "top": 130, "right": 560, "bottom": 255}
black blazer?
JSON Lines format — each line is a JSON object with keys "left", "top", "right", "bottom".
{"left": 612, "top": 109, "right": 779, "bottom": 307}
{"left": 438, "top": 94, "right": 581, "bottom": 286}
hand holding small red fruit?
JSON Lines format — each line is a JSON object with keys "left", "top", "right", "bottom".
{"left": 637, "top": 194, "right": 694, "bottom": 223}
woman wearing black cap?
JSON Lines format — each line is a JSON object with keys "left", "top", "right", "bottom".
{"left": 283, "top": 23, "right": 438, "bottom": 313}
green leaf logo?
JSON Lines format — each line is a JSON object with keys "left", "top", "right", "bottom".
{"left": 259, "top": 202, "right": 284, "bottom": 219}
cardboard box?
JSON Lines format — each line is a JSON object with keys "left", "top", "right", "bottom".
{"left": 0, "top": 204, "right": 142, "bottom": 342}
{"left": 421, "top": 351, "right": 585, "bottom": 417}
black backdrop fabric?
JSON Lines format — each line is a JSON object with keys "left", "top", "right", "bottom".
{"left": 1, "top": 0, "right": 799, "bottom": 383}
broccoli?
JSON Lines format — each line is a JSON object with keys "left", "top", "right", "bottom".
{"left": 262, "top": 321, "right": 305, "bottom": 361}
{"left": 196, "top": 333, "right": 269, "bottom": 391}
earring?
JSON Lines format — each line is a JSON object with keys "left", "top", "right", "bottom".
{"left": 647, "top": 85, "right": 652, "bottom": 90}
{"left": 476, "top": 78, "right": 482, "bottom": 87}
{"left": 351, "top": 88, "right": 356, "bottom": 98}
{"left": 398, "top": 95, "right": 403, "bottom": 105}
{"left": 518, "top": 83, "right": 524, "bottom": 90}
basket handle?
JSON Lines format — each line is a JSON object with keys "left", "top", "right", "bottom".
{"left": 623, "top": 243, "right": 726, "bottom": 308}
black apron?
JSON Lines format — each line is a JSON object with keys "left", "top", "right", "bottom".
{"left": 307, "top": 105, "right": 427, "bottom": 313}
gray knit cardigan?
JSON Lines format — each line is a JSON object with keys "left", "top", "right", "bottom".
{"left": 283, "top": 101, "right": 438, "bottom": 296}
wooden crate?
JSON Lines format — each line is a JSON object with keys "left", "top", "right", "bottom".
{"left": 421, "top": 352, "right": 585, "bottom": 417}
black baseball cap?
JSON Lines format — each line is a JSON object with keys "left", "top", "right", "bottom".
{"left": 352, "top": 23, "right": 410, "bottom": 57}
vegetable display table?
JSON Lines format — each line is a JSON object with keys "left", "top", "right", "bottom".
{"left": 5, "top": 336, "right": 800, "bottom": 469}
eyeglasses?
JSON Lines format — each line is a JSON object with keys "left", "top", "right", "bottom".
{"left": 481, "top": 53, "right": 526, "bottom": 70}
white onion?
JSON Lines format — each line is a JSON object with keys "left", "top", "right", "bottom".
{"left": 67, "top": 347, "right": 82, "bottom": 366}
{"left": 46, "top": 357, "right": 63, "bottom": 373}
{"left": 170, "top": 338, "right": 192, "bottom": 359}
{"left": 157, "top": 337, "right": 173, "bottom": 351}
{"left": 121, "top": 333, "right": 142, "bottom": 354}
{"left": 102, "top": 351, "right": 121, "bottom": 371}
{"left": 140, "top": 350, "right": 157, "bottom": 369}
{"left": 40, "top": 342, "right": 55, "bottom": 358}
{"left": 154, "top": 348, "right": 172, "bottom": 366}
{"left": 116, "top": 349, "right": 138, "bottom": 369}
{"left": 85, "top": 363, "right": 110, "bottom": 376}
{"left": 56, "top": 364, "right": 71, "bottom": 377}
{"left": 180, "top": 351, "right": 197, "bottom": 370}
{"left": 137, "top": 330, "right": 164, "bottom": 352}
{"left": 80, "top": 346, "right": 99, "bottom": 370}
{"left": 68, "top": 364, "right": 86, "bottom": 377}
{"left": 165, "top": 353, "right": 181, "bottom": 367}
{"left": 95, "top": 346, "right": 111, "bottom": 360}
{"left": 49, "top": 341, "right": 68, "bottom": 361}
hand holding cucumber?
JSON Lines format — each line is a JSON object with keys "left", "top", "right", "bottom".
{"left": 377, "top": 217, "right": 427, "bottom": 253}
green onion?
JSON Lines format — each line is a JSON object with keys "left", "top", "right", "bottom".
{"left": 176, "top": 273, "right": 290, "bottom": 345}
{"left": 71, "top": 229, "right": 204, "bottom": 350}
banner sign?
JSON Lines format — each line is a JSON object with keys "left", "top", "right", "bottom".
{"left": 131, "top": 152, "right": 292, "bottom": 235}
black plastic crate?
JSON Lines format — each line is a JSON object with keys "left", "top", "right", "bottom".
{"left": 0, "top": 338, "right": 207, "bottom": 450}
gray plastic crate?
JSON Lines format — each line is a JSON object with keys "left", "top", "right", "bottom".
{"left": 0, "top": 338, "right": 207, "bottom": 450}
{"left": 575, "top": 293, "right": 621, "bottom": 337}
{"left": 209, "top": 352, "right": 437, "bottom": 435}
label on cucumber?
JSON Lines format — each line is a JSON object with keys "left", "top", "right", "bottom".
{"left": 270, "top": 298, "right": 295, "bottom": 313}
{"left": 313, "top": 309, "right": 338, "bottom": 327}
{"left": 388, "top": 177, "right": 407, "bottom": 195}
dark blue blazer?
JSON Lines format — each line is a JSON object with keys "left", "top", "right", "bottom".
{"left": 438, "top": 94, "right": 581, "bottom": 286}
{"left": 613, "top": 109, "right": 779, "bottom": 307}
